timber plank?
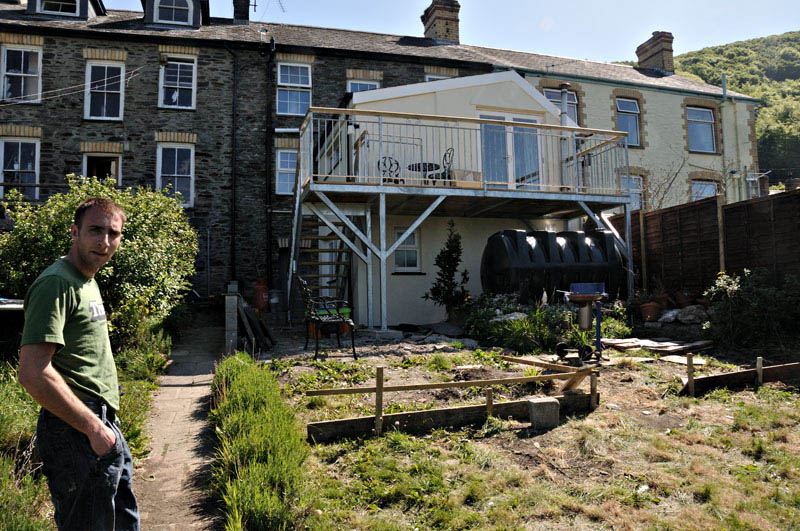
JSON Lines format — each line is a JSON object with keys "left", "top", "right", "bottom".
{"left": 307, "top": 393, "right": 594, "bottom": 443}
{"left": 679, "top": 362, "right": 800, "bottom": 396}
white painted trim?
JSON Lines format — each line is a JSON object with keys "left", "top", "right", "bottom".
{"left": 82, "top": 153, "right": 122, "bottom": 185}
{"left": 158, "top": 54, "right": 197, "bottom": 110}
{"left": 156, "top": 142, "right": 195, "bottom": 207}
{"left": 351, "top": 70, "right": 576, "bottom": 127}
{"left": 277, "top": 62, "right": 312, "bottom": 88}
{"left": 687, "top": 106, "right": 717, "bottom": 153}
{"left": 38, "top": 0, "right": 80, "bottom": 17}
{"left": 424, "top": 74, "right": 451, "bottom": 82}
{"left": 153, "top": 0, "right": 193, "bottom": 26}
{"left": 1, "top": 45, "right": 43, "bottom": 103}
{"left": 275, "top": 128, "right": 300, "bottom": 133}
{"left": 275, "top": 148, "right": 297, "bottom": 196}
{"left": 84, "top": 60, "right": 125, "bottom": 121}
{"left": 0, "top": 138, "right": 40, "bottom": 200}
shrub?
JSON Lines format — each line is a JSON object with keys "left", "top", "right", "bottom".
{"left": 0, "top": 176, "right": 198, "bottom": 346}
{"left": 210, "top": 353, "right": 309, "bottom": 530}
{"left": 423, "top": 219, "right": 470, "bottom": 320}
{"left": 704, "top": 269, "right": 800, "bottom": 347}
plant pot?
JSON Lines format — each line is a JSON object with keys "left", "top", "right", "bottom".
{"left": 675, "top": 291, "right": 696, "bottom": 308}
{"left": 695, "top": 296, "right": 710, "bottom": 309}
{"left": 653, "top": 293, "right": 670, "bottom": 308}
{"left": 629, "top": 300, "right": 642, "bottom": 319}
{"left": 640, "top": 302, "right": 662, "bottom": 322}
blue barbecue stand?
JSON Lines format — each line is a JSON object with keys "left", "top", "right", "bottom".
{"left": 560, "top": 283, "right": 606, "bottom": 362}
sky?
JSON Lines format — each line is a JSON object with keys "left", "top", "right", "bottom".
{"left": 109, "top": 0, "right": 800, "bottom": 63}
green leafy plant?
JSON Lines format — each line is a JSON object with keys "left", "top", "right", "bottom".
{"left": 423, "top": 219, "right": 470, "bottom": 321}
{"left": 0, "top": 176, "right": 198, "bottom": 347}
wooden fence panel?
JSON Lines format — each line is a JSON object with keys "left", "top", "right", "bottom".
{"left": 611, "top": 189, "right": 800, "bottom": 294}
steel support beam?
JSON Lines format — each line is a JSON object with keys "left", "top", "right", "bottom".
{"left": 379, "top": 193, "right": 388, "bottom": 330}
{"left": 577, "top": 200, "right": 626, "bottom": 251}
{"left": 305, "top": 203, "right": 368, "bottom": 264}
{"left": 316, "top": 192, "right": 381, "bottom": 258}
{"left": 365, "top": 203, "right": 374, "bottom": 328}
{"left": 624, "top": 202, "right": 634, "bottom": 301}
{"left": 386, "top": 196, "right": 445, "bottom": 256}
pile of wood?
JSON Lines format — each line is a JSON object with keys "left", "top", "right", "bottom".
{"left": 602, "top": 338, "right": 713, "bottom": 354}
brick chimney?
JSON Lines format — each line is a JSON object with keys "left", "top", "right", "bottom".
{"left": 636, "top": 31, "right": 674, "bottom": 74}
{"left": 233, "top": 0, "right": 250, "bottom": 25}
{"left": 421, "top": 0, "right": 460, "bottom": 44}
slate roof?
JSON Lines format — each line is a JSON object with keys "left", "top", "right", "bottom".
{"left": 0, "top": 6, "right": 756, "bottom": 100}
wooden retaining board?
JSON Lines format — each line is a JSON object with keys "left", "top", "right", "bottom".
{"left": 679, "top": 362, "right": 800, "bottom": 396}
{"left": 307, "top": 393, "right": 593, "bottom": 444}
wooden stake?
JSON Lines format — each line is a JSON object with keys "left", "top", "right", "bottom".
{"left": 687, "top": 353, "right": 695, "bottom": 397}
{"left": 590, "top": 371, "right": 598, "bottom": 410}
{"left": 485, "top": 388, "right": 493, "bottom": 417}
{"left": 375, "top": 367, "right": 384, "bottom": 436}
{"left": 756, "top": 357, "right": 763, "bottom": 385}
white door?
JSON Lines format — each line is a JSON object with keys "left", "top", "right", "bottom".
{"left": 480, "top": 114, "right": 541, "bottom": 189}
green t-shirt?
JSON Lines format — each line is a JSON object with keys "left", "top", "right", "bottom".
{"left": 21, "top": 257, "right": 119, "bottom": 412}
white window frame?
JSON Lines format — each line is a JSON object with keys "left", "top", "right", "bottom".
{"left": 622, "top": 174, "right": 643, "bottom": 211}
{"left": 82, "top": 153, "right": 122, "bottom": 185}
{"left": 37, "top": 0, "right": 79, "bottom": 17}
{"left": 394, "top": 226, "right": 420, "bottom": 272}
{"left": 1, "top": 45, "right": 42, "bottom": 103}
{"left": 616, "top": 97, "right": 640, "bottom": 147}
{"left": 276, "top": 88, "right": 311, "bottom": 116}
{"left": 346, "top": 79, "right": 380, "bottom": 93}
{"left": 276, "top": 62, "right": 311, "bottom": 116}
{"left": 687, "top": 106, "right": 716, "bottom": 154}
{"left": 275, "top": 148, "right": 297, "bottom": 196}
{"left": 84, "top": 60, "right": 125, "bottom": 121}
{"left": 543, "top": 88, "right": 578, "bottom": 123}
{"left": 156, "top": 143, "right": 195, "bottom": 207}
{"left": 158, "top": 54, "right": 197, "bottom": 110}
{"left": 277, "top": 62, "right": 311, "bottom": 88}
{"left": 0, "top": 138, "right": 40, "bottom": 200}
{"left": 424, "top": 74, "right": 452, "bottom": 82}
{"left": 154, "top": 0, "right": 193, "bottom": 26}
{"left": 691, "top": 179, "right": 718, "bottom": 202}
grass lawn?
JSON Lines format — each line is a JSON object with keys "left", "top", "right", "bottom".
{"left": 268, "top": 342, "right": 800, "bottom": 530}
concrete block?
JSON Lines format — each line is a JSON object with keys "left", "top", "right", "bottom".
{"left": 528, "top": 397, "right": 560, "bottom": 430}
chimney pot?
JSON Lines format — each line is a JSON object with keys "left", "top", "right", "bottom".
{"left": 636, "top": 31, "right": 674, "bottom": 74}
{"left": 421, "top": 0, "right": 460, "bottom": 44}
{"left": 233, "top": 0, "right": 250, "bottom": 24}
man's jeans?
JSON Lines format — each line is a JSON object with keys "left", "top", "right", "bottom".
{"left": 37, "top": 403, "right": 140, "bottom": 531}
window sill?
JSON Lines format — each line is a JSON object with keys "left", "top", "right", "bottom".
{"left": 276, "top": 113, "right": 308, "bottom": 117}
{"left": 83, "top": 117, "right": 124, "bottom": 122}
{"left": 689, "top": 150, "right": 720, "bottom": 156}
{"left": 1, "top": 100, "right": 41, "bottom": 105}
{"left": 158, "top": 105, "right": 196, "bottom": 111}
{"left": 392, "top": 271, "right": 425, "bottom": 276}
{"left": 627, "top": 145, "right": 645, "bottom": 150}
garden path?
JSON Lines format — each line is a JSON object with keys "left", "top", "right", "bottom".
{"left": 133, "top": 310, "right": 223, "bottom": 530}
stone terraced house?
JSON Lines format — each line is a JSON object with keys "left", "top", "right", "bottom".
{"left": 0, "top": 0, "right": 760, "bottom": 315}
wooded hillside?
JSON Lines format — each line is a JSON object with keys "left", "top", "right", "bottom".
{"left": 674, "top": 30, "right": 800, "bottom": 183}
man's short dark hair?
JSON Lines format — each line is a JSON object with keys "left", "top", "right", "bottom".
{"left": 73, "top": 197, "right": 127, "bottom": 228}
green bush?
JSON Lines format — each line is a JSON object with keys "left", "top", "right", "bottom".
{"left": 0, "top": 176, "right": 198, "bottom": 346}
{"left": 210, "top": 353, "right": 309, "bottom": 530}
{"left": 705, "top": 269, "right": 800, "bottom": 348}
{"left": 118, "top": 379, "right": 156, "bottom": 459}
{"left": 463, "top": 293, "right": 527, "bottom": 345}
{"left": 422, "top": 220, "right": 470, "bottom": 319}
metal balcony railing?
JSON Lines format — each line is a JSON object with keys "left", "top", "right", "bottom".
{"left": 298, "top": 107, "right": 630, "bottom": 197}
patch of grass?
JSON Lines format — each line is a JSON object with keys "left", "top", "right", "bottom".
{"left": 0, "top": 364, "right": 39, "bottom": 454}
{"left": 118, "top": 379, "right": 156, "bottom": 459}
{"left": 210, "top": 353, "right": 309, "bottom": 530}
{"left": 471, "top": 348, "right": 511, "bottom": 368}
{"left": 450, "top": 340, "right": 465, "bottom": 350}
{"left": 306, "top": 396, "right": 326, "bottom": 410}
{"left": 427, "top": 353, "right": 452, "bottom": 372}
{"left": 0, "top": 454, "right": 52, "bottom": 530}
{"left": 292, "top": 360, "right": 374, "bottom": 394}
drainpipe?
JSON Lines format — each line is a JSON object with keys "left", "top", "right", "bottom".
{"left": 265, "top": 36, "right": 276, "bottom": 287}
{"left": 225, "top": 45, "right": 239, "bottom": 282}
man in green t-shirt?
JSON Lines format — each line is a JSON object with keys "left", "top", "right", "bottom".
{"left": 19, "top": 197, "right": 139, "bottom": 530}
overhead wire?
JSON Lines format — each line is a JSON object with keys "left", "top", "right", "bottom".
{"left": 0, "top": 66, "right": 145, "bottom": 108}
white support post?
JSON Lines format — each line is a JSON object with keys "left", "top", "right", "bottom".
{"left": 316, "top": 192, "right": 381, "bottom": 258}
{"left": 366, "top": 204, "right": 374, "bottom": 329}
{"left": 624, "top": 201, "right": 634, "bottom": 302}
{"left": 379, "top": 192, "right": 388, "bottom": 331}
{"left": 305, "top": 203, "right": 368, "bottom": 264}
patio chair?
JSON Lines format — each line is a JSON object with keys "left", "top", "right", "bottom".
{"left": 298, "top": 276, "right": 357, "bottom": 360}
{"left": 378, "top": 156, "right": 402, "bottom": 184}
{"left": 426, "top": 148, "right": 454, "bottom": 186}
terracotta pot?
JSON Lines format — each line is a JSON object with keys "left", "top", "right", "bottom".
{"left": 640, "top": 302, "right": 662, "bottom": 322}
{"left": 696, "top": 296, "right": 710, "bottom": 309}
{"left": 653, "top": 293, "right": 670, "bottom": 308}
{"left": 675, "top": 291, "right": 696, "bottom": 308}
{"left": 629, "top": 300, "right": 642, "bottom": 318}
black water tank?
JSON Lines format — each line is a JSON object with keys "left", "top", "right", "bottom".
{"left": 480, "top": 229, "right": 626, "bottom": 301}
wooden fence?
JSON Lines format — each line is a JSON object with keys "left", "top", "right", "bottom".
{"left": 611, "top": 189, "right": 800, "bottom": 294}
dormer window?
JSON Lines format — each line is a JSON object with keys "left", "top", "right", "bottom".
{"left": 156, "top": 0, "right": 191, "bottom": 25}
{"left": 39, "top": 0, "right": 79, "bottom": 16}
